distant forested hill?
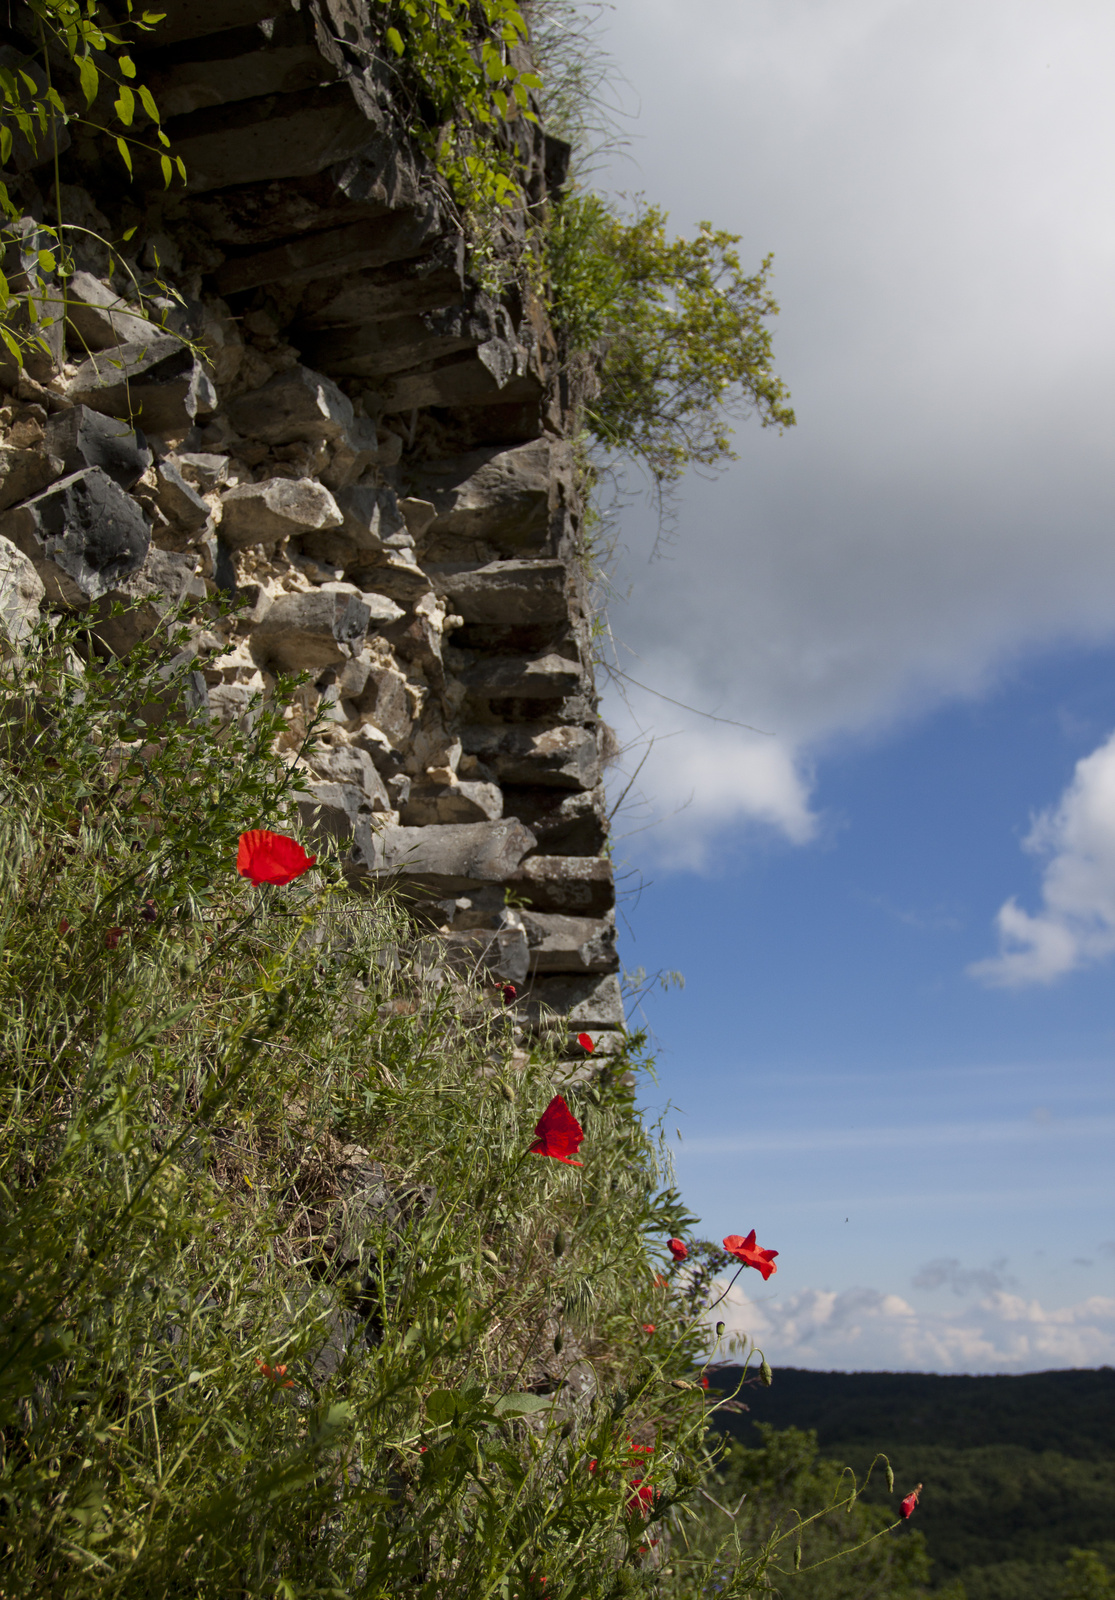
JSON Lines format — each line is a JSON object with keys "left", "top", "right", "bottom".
{"left": 707, "top": 1366, "right": 1115, "bottom": 1600}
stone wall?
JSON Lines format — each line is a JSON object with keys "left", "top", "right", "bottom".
{"left": 0, "top": 0, "right": 623, "bottom": 1069}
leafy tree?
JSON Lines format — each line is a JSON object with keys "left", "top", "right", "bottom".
{"left": 1061, "top": 1550, "right": 1115, "bottom": 1600}
{"left": 548, "top": 192, "right": 795, "bottom": 493}
{"left": 669, "top": 1424, "right": 931, "bottom": 1600}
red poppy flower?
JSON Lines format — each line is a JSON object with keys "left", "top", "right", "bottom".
{"left": 653, "top": 1273, "right": 667, "bottom": 1288}
{"left": 577, "top": 1031, "right": 594, "bottom": 1052}
{"left": 140, "top": 898, "right": 158, "bottom": 922}
{"left": 699, "top": 1376, "right": 709, "bottom": 1389}
{"left": 641, "top": 1324, "right": 656, "bottom": 1334}
{"left": 627, "top": 1478, "right": 654, "bottom": 1516}
{"left": 255, "top": 1357, "right": 294, "bottom": 1388}
{"left": 237, "top": 830, "right": 316, "bottom": 887}
{"left": 667, "top": 1238, "right": 688, "bottom": 1262}
{"left": 58, "top": 918, "right": 71, "bottom": 936}
{"left": 105, "top": 927, "right": 122, "bottom": 950}
{"left": 529, "top": 1095, "right": 584, "bottom": 1166}
{"left": 723, "top": 1230, "right": 779, "bottom": 1280}
{"left": 500, "top": 983, "right": 517, "bottom": 1004}
{"left": 901, "top": 1484, "right": 922, "bottom": 1520}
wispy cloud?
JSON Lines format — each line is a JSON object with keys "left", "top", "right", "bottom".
{"left": 911, "top": 1257, "right": 1017, "bottom": 1296}
{"left": 971, "top": 731, "right": 1115, "bottom": 986}
{"left": 707, "top": 1277, "right": 1115, "bottom": 1373}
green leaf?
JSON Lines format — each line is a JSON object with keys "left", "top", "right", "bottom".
{"left": 118, "top": 54, "right": 136, "bottom": 79}
{"left": 37, "top": 248, "right": 55, "bottom": 272}
{"left": 491, "top": 1393, "right": 554, "bottom": 1416}
{"left": 138, "top": 84, "right": 160, "bottom": 123}
{"left": 0, "top": 325, "right": 23, "bottom": 362}
{"left": 122, "top": 225, "right": 137, "bottom": 241}
{"left": 174, "top": 155, "right": 186, "bottom": 183}
{"left": 115, "top": 135, "right": 133, "bottom": 174}
{"left": 77, "top": 56, "right": 99, "bottom": 108}
{"left": 426, "top": 1388, "right": 458, "bottom": 1425}
{"left": 114, "top": 85, "right": 135, "bottom": 126}
{"left": 386, "top": 26, "right": 405, "bottom": 55}
{"left": 160, "top": 153, "right": 172, "bottom": 187}
{"left": 0, "top": 128, "right": 10, "bottom": 165}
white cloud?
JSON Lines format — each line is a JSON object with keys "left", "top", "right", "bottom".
{"left": 971, "top": 731, "right": 1115, "bottom": 985}
{"left": 707, "top": 1276, "right": 1115, "bottom": 1373}
{"left": 595, "top": 0, "right": 1115, "bottom": 865}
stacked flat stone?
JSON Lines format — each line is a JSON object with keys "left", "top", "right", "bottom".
{"left": 0, "top": 0, "right": 620, "bottom": 1064}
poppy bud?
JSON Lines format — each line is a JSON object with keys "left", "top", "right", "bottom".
{"left": 760, "top": 1360, "right": 773, "bottom": 1388}
{"left": 794, "top": 1544, "right": 802, "bottom": 1570}
{"left": 553, "top": 1332, "right": 564, "bottom": 1354}
{"left": 140, "top": 898, "right": 158, "bottom": 922}
{"left": 482, "top": 1247, "right": 499, "bottom": 1267}
{"left": 715, "top": 1321, "right": 725, "bottom": 1338}
{"left": 553, "top": 1228, "right": 566, "bottom": 1258}
{"left": 670, "top": 1379, "right": 692, "bottom": 1391}
{"left": 560, "top": 1419, "right": 573, "bottom": 1438}
{"left": 901, "top": 1484, "right": 922, "bottom": 1520}
{"left": 500, "top": 1082, "right": 515, "bottom": 1103}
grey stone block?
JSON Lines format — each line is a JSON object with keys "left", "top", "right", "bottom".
{"left": 227, "top": 365, "right": 355, "bottom": 446}
{"left": 400, "top": 780, "right": 503, "bottom": 826}
{"left": 501, "top": 786, "right": 607, "bottom": 856}
{"left": 154, "top": 460, "right": 211, "bottom": 533}
{"left": 303, "top": 742, "right": 391, "bottom": 810}
{"left": 0, "top": 444, "right": 64, "bottom": 512}
{"left": 63, "top": 271, "right": 158, "bottom": 351}
{"left": 503, "top": 855, "right": 615, "bottom": 915}
{"left": 65, "top": 336, "right": 216, "bottom": 437}
{"left": 346, "top": 552, "right": 430, "bottom": 605}
{"left": 462, "top": 722, "right": 600, "bottom": 790}
{"left": 213, "top": 207, "right": 441, "bottom": 295}
{"left": 351, "top": 818, "right": 537, "bottom": 893}
{"left": 519, "top": 973, "right": 625, "bottom": 1031}
{"left": 219, "top": 477, "right": 343, "bottom": 547}
{"left": 44, "top": 406, "right": 152, "bottom": 490}
{"left": 436, "top": 926, "right": 530, "bottom": 988}
{"left": 296, "top": 780, "right": 377, "bottom": 845}
{"left": 408, "top": 440, "right": 557, "bottom": 551}
{"left": 170, "top": 83, "right": 376, "bottom": 194}
{"left": 0, "top": 534, "right": 44, "bottom": 644}
{"left": 90, "top": 547, "right": 207, "bottom": 655}
{"left": 432, "top": 559, "right": 569, "bottom": 626}
{"left": 521, "top": 912, "right": 618, "bottom": 974}
{"left": 376, "top": 348, "right": 543, "bottom": 413}
{"left": 136, "top": 0, "right": 279, "bottom": 46}
{"left": 249, "top": 588, "right": 371, "bottom": 672}
{"left": 0, "top": 468, "right": 149, "bottom": 606}
{"left": 460, "top": 651, "right": 583, "bottom": 698}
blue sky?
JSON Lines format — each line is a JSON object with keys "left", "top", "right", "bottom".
{"left": 592, "top": 0, "right": 1115, "bottom": 1370}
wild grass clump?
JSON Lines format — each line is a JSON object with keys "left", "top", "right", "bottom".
{"left": 0, "top": 613, "right": 758, "bottom": 1597}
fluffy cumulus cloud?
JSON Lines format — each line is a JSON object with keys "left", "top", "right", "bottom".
{"left": 596, "top": 0, "right": 1115, "bottom": 867}
{"left": 707, "top": 1276, "right": 1115, "bottom": 1373}
{"left": 970, "top": 732, "right": 1115, "bottom": 985}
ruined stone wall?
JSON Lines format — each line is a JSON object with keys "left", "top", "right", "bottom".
{"left": 0, "top": 0, "right": 623, "bottom": 1070}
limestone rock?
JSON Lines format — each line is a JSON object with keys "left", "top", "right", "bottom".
{"left": 438, "top": 926, "right": 529, "bottom": 987}
{"left": 499, "top": 786, "right": 606, "bottom": 857}
{"left": 63, "top": 271, "right": 158, "bottom": 351}
{"left": 227, "top": 365, "right": 355, "bottom": 445}
{"left": 432, "top": 559, "right": 569, "bottom": 626}
{"left": 153, "top": 460, "right": 211, "bottom": 534}
{"left": 503, "top": 855, "right": 615, "bottom": 916}
{"left": 296, "top": 779, "right": 377, "bottom": 845}
{"left": 219, "top": 477, "right": 342, "bottom": 547}
{"left": 0, "top": 444, "right": 64, "bottom": 512}
{"left": 90, "top": 547, "right": 207, "bottom": 655}
{"left": 461, "top": 722, "right": 600, "bottom": 790}
{"left": 249, "top": 588, "right": 371, "bottom": 672}
{"left": 520, "top": 912, "right": 618, "bottom": 974}
{"left": 348, "top": 552, "right": 430, "bottom": 605}
{"left": 0, "top": 535, "right": 44, "bottom": 644}
{"left": 303, "top": 742, "right": 391, "bottom": 810}
{"left": 0, "top": 468, "right": 150, "bottom": 606}
{"left": 170, "top": 83, "right": 377, "bottom": 194}
{"left": 214, "top": 207, "right": 442, "bottom": 295}
{"left": 353, "top": 662, "right": 413, "bottom": 745}
{"left": 44, "top": 406, "right": 153, "bottom": 490}
{"left": 460, "top": 651, "right": 583, "bottom": 698}
{"left": 400, "top": 780, "right": 503, "bottom": 826}
{"left": 351, "top": 818, "right": 537, "bottom": 894}
{"left": 65, "top": 336, "right": 217, "bottom": 437}
{"left": 409, "top": 440, "right": 559, "bottom": 551}
{"left": 519, "top": 973, "right": 625, "bottom": 1032}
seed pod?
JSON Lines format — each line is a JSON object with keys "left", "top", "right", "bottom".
{"left": 553, "top": 1228, "right": 566, "bottom": 1258}
{"left": 670, "top": 1379, "right": 692, "bottom": 1391}
{"left": 482, "top": 1248, "right": 499, "bottom": 1267}
{"left": 886, "top": 1462, "right": 894, "bottom": 1493}
{"left": 500, "top": 1082, "right": 515, "bottom": 1103}
{"left": 760, "top": 1359, "right": 773, "bottom": 1388}
{"left": 794, "top": 1543, "right": 802, "bottom": 1570}
{"left": 553, "top": 1332, "right": 564, "bottom": 1354}
{"left": 715, "top": 1321, "right": 725, "bottom": 1339}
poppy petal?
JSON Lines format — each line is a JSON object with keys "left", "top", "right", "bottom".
{"left": 577, "top": 1031, "right": 594, "bottom": 1052}
{"left": 237, "top": 830, "right": 316, "bottom": 887}
{"left": 528, "top": 1094, "right": 585, "bottom": 1166}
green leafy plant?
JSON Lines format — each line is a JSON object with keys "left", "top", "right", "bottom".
{"left": 548, "top": 192, "right": 796, "bottom": 493}
{"left": 1, "top": 0, "right": 183, "bottom": 373}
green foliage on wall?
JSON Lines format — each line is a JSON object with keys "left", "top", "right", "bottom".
{"left": 547, "top": 191, "right": 795, "bottom": 493}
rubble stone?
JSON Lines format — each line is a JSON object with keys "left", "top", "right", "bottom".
{"left": 461, "top": 722, "right": 600, "bottom": 790}
{"left": 432, "top": 559, "right": 569, "bottom": 626}
{"left": 66, "top": 337, "right": 217, "bottom": 438}
{"left": 249, "top": 588, "right": 371, "bottom": 671}
{"left": 219, "top": 477, "right": 343, "bottom": 547}
{"left": 0, "top": 534, "right": 45, "bottom": 644}
{"left": 91, "top": 547, "right": 207, "bottom": 655}
{"left": 0, "top": 468, "right": 150, "bottom": 606}
{"left": 351, "top": 819, "right": 537, "bottom": 893}
{"left": 520, "top": 912, "right": 618, "bottom": 974}
{"left": 44, "top": 407, "right": 153, "bottom": 491}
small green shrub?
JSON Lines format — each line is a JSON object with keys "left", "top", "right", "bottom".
{"left": 547, "top": 192, "right": 795, "bottom": 492}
